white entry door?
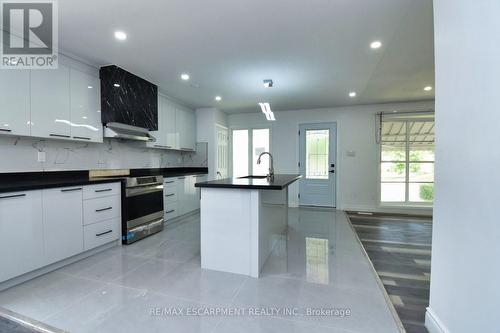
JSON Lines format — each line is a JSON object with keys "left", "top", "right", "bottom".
{"left": 216, "top": 125, "right": 229, "bottom": 179}
{"left": 299, "top": 123, "right": 336, "bottom": 207}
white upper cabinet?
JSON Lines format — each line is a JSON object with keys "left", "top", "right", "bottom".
{"left": 176, "top": 106, "right": 196, "bottom": 151}
{"left": 148, "top": 96, "right": 194, "bottom": 151}
{"left": 0, "top": 70, "right": 31, "bottom": 137}
{"left": 31, "top": 64, "right": 72, "bottom": 139}
{"left": 148, "top": 94, "right": 169, "bottom": 148}
{"left": 70, "top": 69, "right": 103, "bottom": 142}
{"left": 164, "top": 99, "right": 177, "bottom": 149}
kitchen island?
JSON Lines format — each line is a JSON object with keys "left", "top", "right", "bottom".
{"left": 195, "top": 174, "right": 301, "bottom": 277}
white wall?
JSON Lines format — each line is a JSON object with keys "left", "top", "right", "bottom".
{"left": 426, "top": 1, "right": 500, "bottom": 333}
{"left": 196, "top": 107, "right": 228, "bottom": 180}
{"left": 227, "top": 101, "right": 434, "bottom": 210}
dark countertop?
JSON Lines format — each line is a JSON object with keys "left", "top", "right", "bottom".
{"left": 195, "top": 174, "right": 301, "bottom": 190}
{"left": 0, "top": 167, "right": 208, "bottom": 194}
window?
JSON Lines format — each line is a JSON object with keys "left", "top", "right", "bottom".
{"left": 252, "top": 129, "right": 270, "bottom": 176}
{"left": 231, "top": 128, "right": 270, "bottom": 177}
{"left": 380, "top": 117, "right": 435, "bottom": 204}
{"left": 305, "top": 129, "right": 329, "bottom": 179}
{"left": 232, "top": 129, "right": 249, "bottom": 178}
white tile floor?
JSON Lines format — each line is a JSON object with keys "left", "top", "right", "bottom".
{"left": 0, "top": 208, "right": 400, "bottom": 333}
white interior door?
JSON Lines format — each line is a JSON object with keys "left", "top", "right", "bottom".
{"left": 299, "top": 123, "right": 336, "bottom": 207}
{"left": 216, "top": 126, "right": 229, "bottom": 179}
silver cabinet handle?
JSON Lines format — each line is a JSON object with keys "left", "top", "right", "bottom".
{"left": 73, "top": 136, "right": 91, "bottom": 140}
{"left": 154, "top": 144, "right": 172, "bottom": 148}
{"left": 61, "top": 188, "right": 82, "bottom": 192}
{"left": 0, "top": 128, "right": 12, "bottom": 132}
{"left": 96, "top": 230, "right": 112, "bottom": 237}
{"left": 177, "top": 177, "right": 185, "bottom": 179}
{"left": 181, "top": 148, "right": 194, "bottom": 151}
{"left": 165, "top": 193, "right": 175, "bottom": 197}
{"left": 166, "top": 209, "right": 175, "bottom": 213}
{"left": 164, "top": 181, "right": 175, "bottom": 184}
{"left": 96, "top": 207, "right": 113, "bottom": 212}
{"left": 0, "top": 193, "right": 26, "bottom": 200}
{"left": 50, "top": 134, "right": 70, "bottom": 138}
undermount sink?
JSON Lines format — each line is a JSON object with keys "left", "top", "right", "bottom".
{"left": 238, "top": 175, "right": 268, "bottom": 179}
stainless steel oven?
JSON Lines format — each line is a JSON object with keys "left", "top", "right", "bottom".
{"left": 122, "top": 175, "right": 164, "bottom": 244}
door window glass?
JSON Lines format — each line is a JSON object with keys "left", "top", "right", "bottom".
{"left": 306, "top": 129, "right": 329, "bottom": 179}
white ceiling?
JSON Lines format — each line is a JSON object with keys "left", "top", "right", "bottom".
{"left": 58, "top": 0, "right": 435, "bottom": 113}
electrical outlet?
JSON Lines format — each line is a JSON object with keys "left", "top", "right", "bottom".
{"left": 37, "top": 151, "right": 46, "bottom": 163}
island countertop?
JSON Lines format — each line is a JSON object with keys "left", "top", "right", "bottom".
{"left": 195, "top": 174, "right": 301, "bottom": 190}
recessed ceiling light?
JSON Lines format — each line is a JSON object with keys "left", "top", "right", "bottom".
{"left": 113, "top": 83, "right": 120, "bottom": 87}
{"left": 349, "top": 91, "right": 357, "bottom": 98}
{"left": 215, "top": 96, "right": 222, "bottom": 101}
{"left": 181, "top": 73, "right": 190, "bottom": 81}
{"left": 87, "top": 85, "right": 93, "bottom": 89}
{"left": 424, "top": 86, "right": 433, "bottom": 91}
{"left": 114, "top": 31, "right": 127, "bottom": 41}
{"left": 370, "top": 40, "right": 382, "bottom": 49}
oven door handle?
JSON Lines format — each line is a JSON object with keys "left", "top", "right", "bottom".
{"left": 126, "top": 185, "right": 164, "bottom": 197}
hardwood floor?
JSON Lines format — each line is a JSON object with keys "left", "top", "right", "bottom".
{"left": 347, "top": 212, "right": 432, "bottom": 333}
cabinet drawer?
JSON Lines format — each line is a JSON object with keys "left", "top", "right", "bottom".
{"left": 164, "top": 191, "right": 177, "bottom": 204}
{"left": 163, "top": 178, "right": 177, "bottom": 190}
{"left": 84, "top": 218, "right": 120, "bottom": 251}
{"left": 83, "top": 183, "right": 121, "bottom": 199}
{"left": 165, "top": 202, "right": 179, "bottom": 221}
{"left": 83, "top": 195, "right": 121, "bottom": 225}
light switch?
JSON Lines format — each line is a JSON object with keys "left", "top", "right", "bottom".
{"left": 37, "top": 151, "right": 46, "bottom": 162}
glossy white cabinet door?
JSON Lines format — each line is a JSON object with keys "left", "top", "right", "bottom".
{"left": 176, "top": 107, "right": 196, "bottom": 151}
{"left": 0, "top": 190, "right": 44, "bottom": 282}
{"left": 31, "top": 64, "right": 71, "bottom": 139}
{"left": 70, "top": 69, "right": 103, "bottom": 142}
{"left": 176, "top": 176, "right": 187, "bottom": 215}
{"left": 164, "top": 99, "right": 177, "bottom": 149}
{"left": 147, "top": 95, "right": 168, "bottom": 148}
{"left": 194, "top": 175, "right": 207, "bottom": 210}
{"left": 0, "top": 70, "right": 31, "bottom": 137}
{"left": 42, "top": 186, "right": 84, "bottom": 265}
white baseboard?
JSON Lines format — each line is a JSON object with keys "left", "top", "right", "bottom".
{"left": 425, "top": 308, "right": 450, "bottom": 333}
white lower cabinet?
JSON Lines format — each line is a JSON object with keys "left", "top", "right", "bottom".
{"left": 0, "top": 182, "right": 122, "bottom": 284}
{"left": 42, "top": 186, "right": 84, "bottom": 265}
{"left": 83, "top": 195, "right": 121, "bottom": 225}
{"left": 0, "top": 191, "right": 44, "bottom": 282}
{"left": 84, "top": 218, "right": 120, "bottom": 251}
{"left": 164, "top": 174, "right": 205, "bottom": 222}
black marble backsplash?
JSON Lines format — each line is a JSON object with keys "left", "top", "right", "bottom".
{"left": 100, "top": 65, "right": 158, "bottom": 130}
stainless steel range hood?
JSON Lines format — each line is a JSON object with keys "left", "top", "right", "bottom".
{"left": 104, "top": 122, "right": 156, "bottom": 142}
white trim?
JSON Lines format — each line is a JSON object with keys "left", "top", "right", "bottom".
{"left": 297, "top": 121, "right": 339, "bottom": 208}
{"left": 0, "top": 240, "right": 119, "bottom": 292}
{"left": 425, "top": 308, "right": 450, "bottom": 333}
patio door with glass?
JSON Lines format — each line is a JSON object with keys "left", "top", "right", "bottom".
{"left": 299, "top": 123, "right": 336, "bottom": 207}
